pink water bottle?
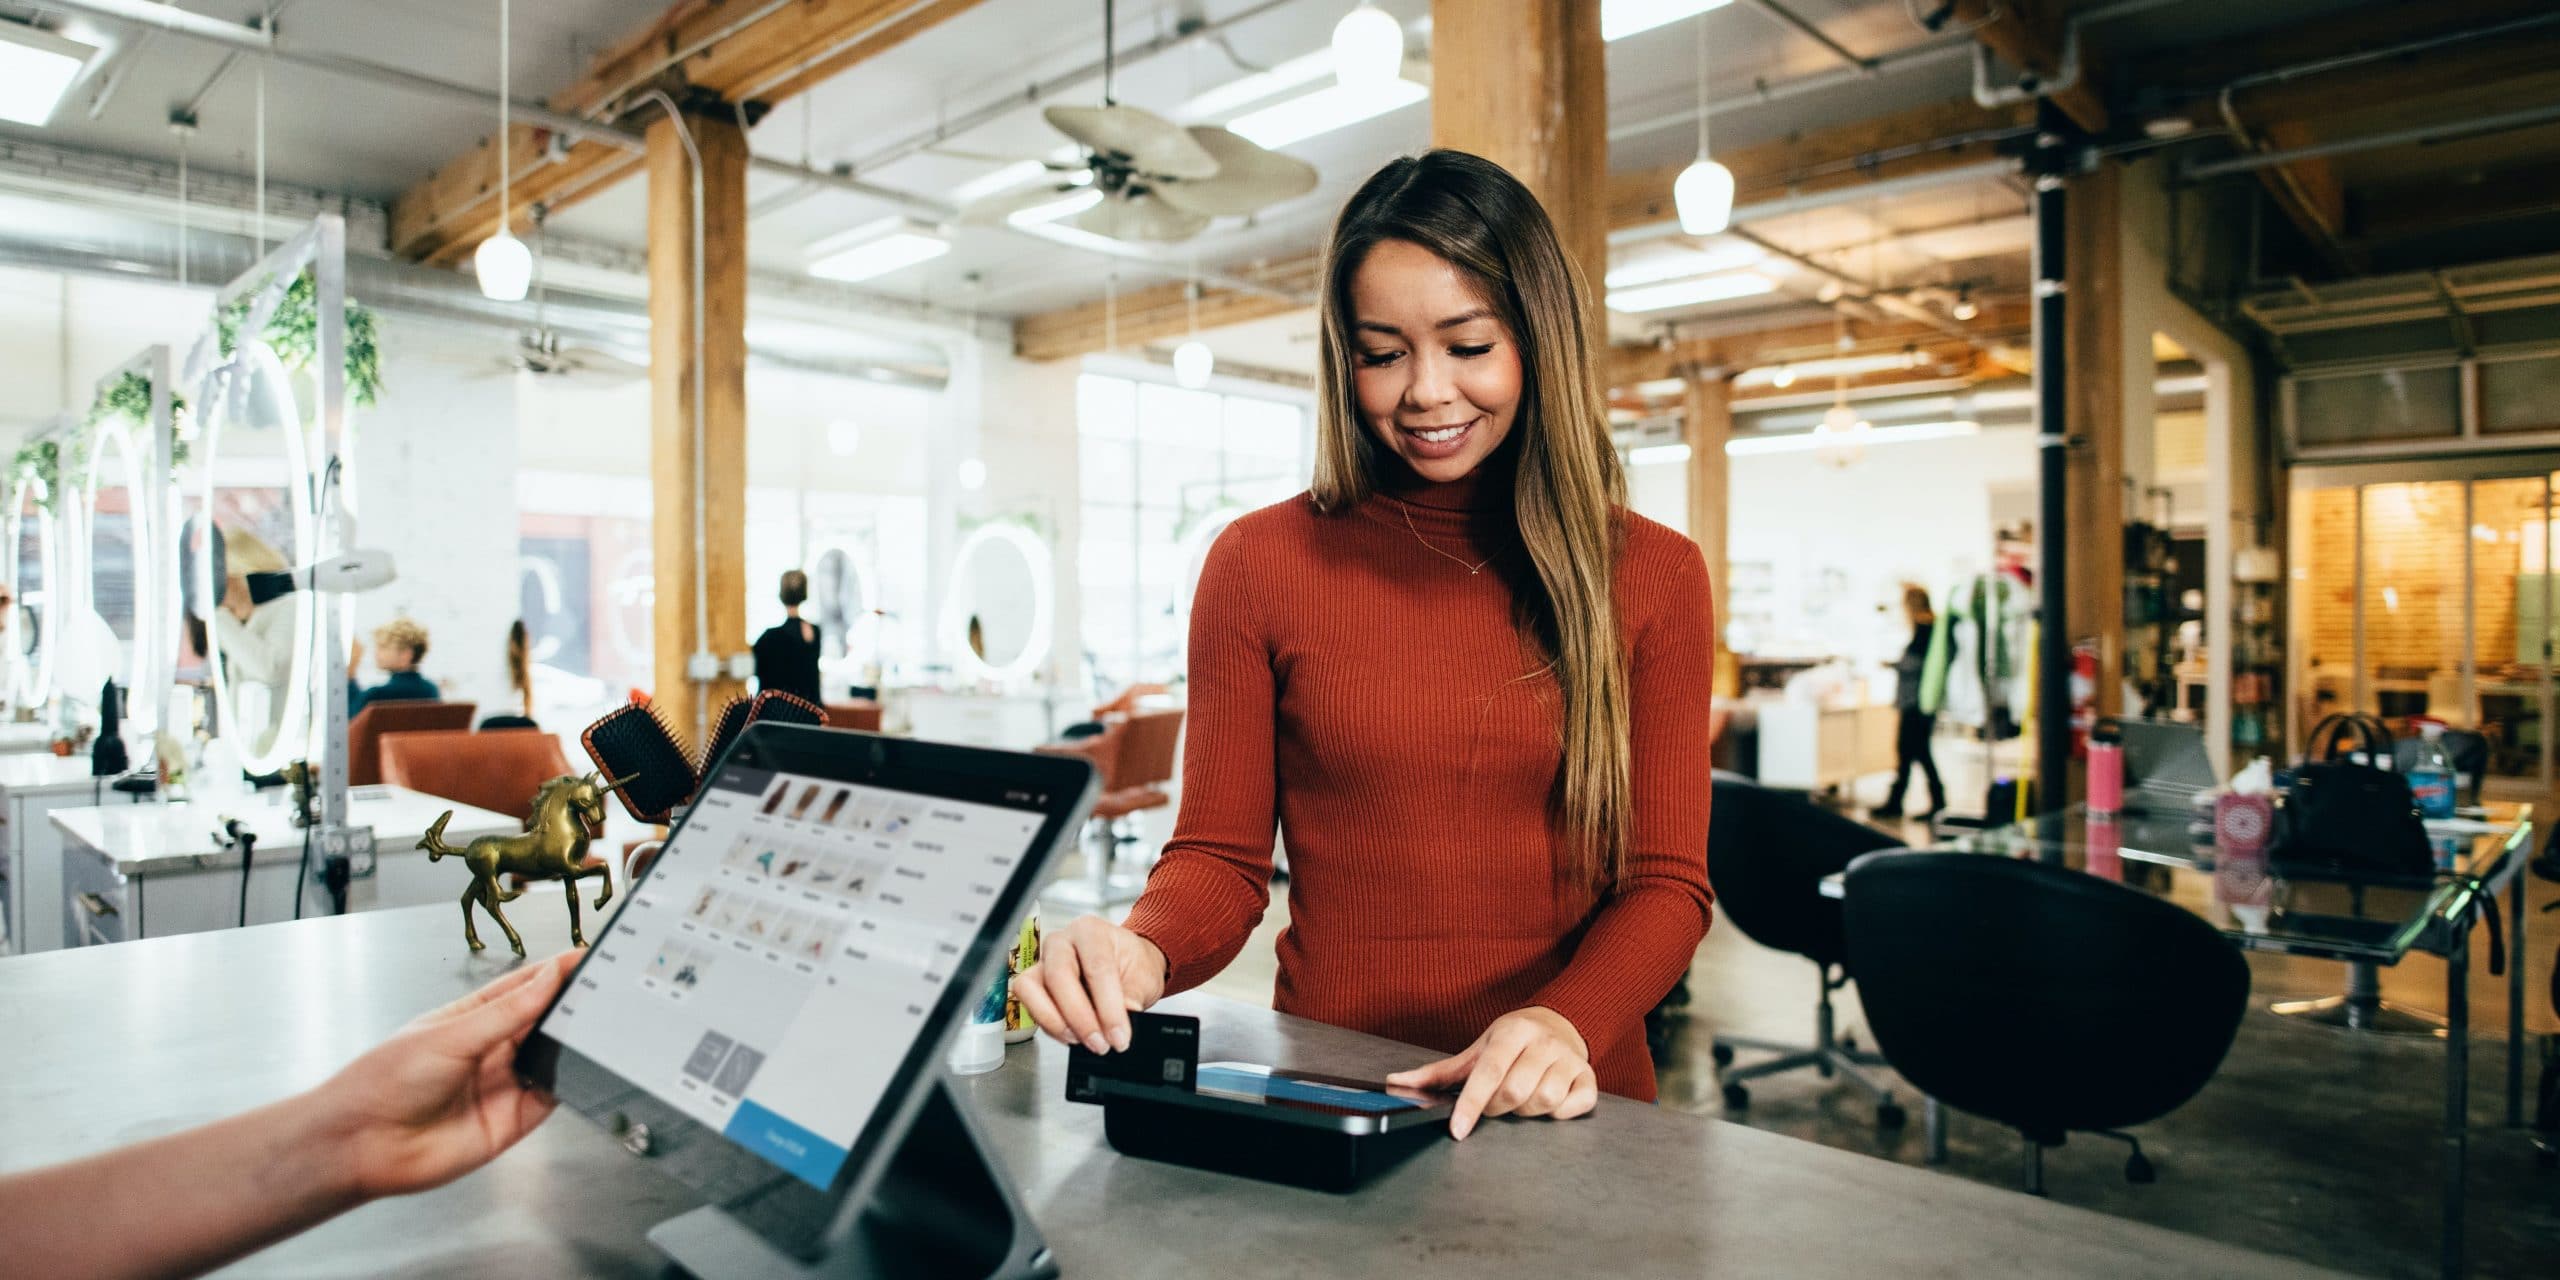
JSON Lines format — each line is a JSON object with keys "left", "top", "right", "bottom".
{"left": 2088, "top": 721, "right": 2124, "bottom": 815}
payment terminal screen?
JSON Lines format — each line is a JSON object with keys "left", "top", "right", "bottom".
{"left": 539, "top": 766, "right": 1044, "bottom": 1189}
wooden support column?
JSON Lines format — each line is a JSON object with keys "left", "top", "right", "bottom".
{"left": 1430, "top": 0, "right": 1609, "bottom": 294}
{"left": 1683, "top": 371, "right": 1736, "bottom": 698}
{"left": 649, "top": 106, "right": 750, "bottom": 752}
{"left": 2064, "top": 159, "right": 2126, "bottom": 742}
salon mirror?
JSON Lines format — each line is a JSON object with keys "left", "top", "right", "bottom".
{"left": 5, "top": 472, "right": 55, "bottom": 710}
{"left": 942, "top": 523, "right": 1053, "bottom": 684}
{"left": 190, "top": 341, "right": 317, "bottom": 773}
{"left": 83, "top": 421, "right": 144, "bottom": 703}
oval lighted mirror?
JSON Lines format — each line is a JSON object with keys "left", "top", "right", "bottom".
{"left": 190, "top": 342, "right": 317, "bottom": 774}
{"left": 83, "top": 418, "right": 149, "bottom": 718}
{"left": 941, "top": 523, "right": 1052, "bottom": 685}
{"left": 4, "top": 470, "right": 56, "bottom": 709}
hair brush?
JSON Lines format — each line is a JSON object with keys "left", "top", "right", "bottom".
{"left": 582, "top": 703, "right": 699, "bottom": 824}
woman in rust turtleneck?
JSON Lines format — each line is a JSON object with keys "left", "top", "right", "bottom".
{"left": 1016, "top": 150, "right": 1716, "bottom": 1141}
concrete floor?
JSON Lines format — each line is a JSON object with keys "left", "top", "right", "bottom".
{"left": 1053, "top": 757, "right": 2560, "bottom": 1280}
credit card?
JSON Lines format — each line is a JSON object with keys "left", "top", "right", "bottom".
{"left": 1064, "top": 1010, "right": 1200, "bottom": 1104}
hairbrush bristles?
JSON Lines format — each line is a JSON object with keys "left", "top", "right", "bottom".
{"left": 583, "top": 703, "right": 699, "bottom": 823}
{"left": 701, "top": 696, "right": 758, "bottom": 776}
{"left": 748, "top": 690, "right": 826, "bottom": 728}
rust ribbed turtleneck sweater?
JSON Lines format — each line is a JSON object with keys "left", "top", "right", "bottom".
{"left": 1121, "top": 467, "right": 1716, "bottom": 1100}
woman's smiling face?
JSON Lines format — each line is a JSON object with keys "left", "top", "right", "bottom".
{"left": 1347, "top": 238, "right": 1523, "bottom": 484}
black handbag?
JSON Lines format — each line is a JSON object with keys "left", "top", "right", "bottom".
{"left": 2271, "top": 713, "right": 2434, "bottom": 883}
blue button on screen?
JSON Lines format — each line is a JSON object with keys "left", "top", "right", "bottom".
{"left": 724, "top": 1099, "right": 851, "bottom": 1189}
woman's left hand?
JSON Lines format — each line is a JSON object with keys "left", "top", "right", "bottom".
{"left": 308, "top": 950, "right": 577, "bottom": 1200}
{"left": 1385, "top": 1006, "right": 1599, "bottom": 1141}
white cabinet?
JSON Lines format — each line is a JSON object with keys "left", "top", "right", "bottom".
{"left": 1753, "top": 701, "right": 1900, "bottom": 793}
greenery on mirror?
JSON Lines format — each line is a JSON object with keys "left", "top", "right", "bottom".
{"left": 8, "top": 440, "right": 58, "bottom": 512}
{"left": 216, "top": 268, "right": 385, "bottom": 408}
{"left": 85, "top": 370, "right": 191, "bottom": 467}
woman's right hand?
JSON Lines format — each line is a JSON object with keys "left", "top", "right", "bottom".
{"left": 1010, "top": 914, "right": 1167, "bottom": 1054}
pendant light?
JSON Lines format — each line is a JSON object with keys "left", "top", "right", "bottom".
{"left": 1172, "top": 278, "right": 1213, "bottom": 389}
{"left": 1672, "top": 12, "right": 1734, "bottom": 236}
{"left": 1332, "top": 2, "right": 1403, "bottom": 90}
{"left": 474, "top": 0, "right": 532, "bottom": 303}
{"left": 1815, "top": 314, "right": 1868, "bottom": 468}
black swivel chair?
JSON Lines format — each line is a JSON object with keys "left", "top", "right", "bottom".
{"left": 1706, "top": 774, "right": 1909, "bottom": 1127}
{"left": 1843, "top": 852, "right": 2249, "bottom": 1194}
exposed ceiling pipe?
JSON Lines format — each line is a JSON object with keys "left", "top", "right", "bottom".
{"left": 0, "top": 227, "right": 949, "bottom": 388}
{"left": 1738, "top": 0, "right": 1872, "bottom": 74}
{"left": 1607, "top": 37, "right": 1971, "bottom": 143}
{"left": 2184, "top": 98, "right": 2560, "bottom": 180}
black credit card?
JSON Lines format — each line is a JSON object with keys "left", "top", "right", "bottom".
{"left": 1065, "top": 1011, "right": 1200, "bottom": 1104}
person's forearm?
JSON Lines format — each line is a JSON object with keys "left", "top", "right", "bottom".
{"left": 0, "top": 1092, "right": 360, "bottom": 1280}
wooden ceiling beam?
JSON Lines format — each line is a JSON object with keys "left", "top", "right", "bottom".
{"left": 1604, "top": 298, "right": 2031, "bottom": 390}
{"left": 1607, "top": 97, "right": 2031, "bottom": 232}
{"left": 2358, "top": 158, "right": 2560, "bottom": 242}
{"left": 389, "top": 0, "right": 988, "bottom": 264}
{"left": 1946, "top": 0, "right": 2106, "bottom": 134}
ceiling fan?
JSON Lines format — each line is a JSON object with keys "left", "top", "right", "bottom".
{"left": 470, "top": 210, "right": 646, "bottom": 383}
{"left": 956, "top": 0, "right": 1317, "bottom": 243}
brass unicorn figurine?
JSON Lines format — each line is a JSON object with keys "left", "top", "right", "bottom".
{"left": 421, "top": 770, "right": 635, "bottom": 956}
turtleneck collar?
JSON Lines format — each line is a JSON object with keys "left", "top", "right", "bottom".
{"left": 1368, "top": 445, "right": 1520, "bottom": 547}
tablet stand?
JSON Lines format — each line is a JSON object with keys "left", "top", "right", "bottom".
{"left": 648, "top": 1078, "right": 1056, "bottom": 1280}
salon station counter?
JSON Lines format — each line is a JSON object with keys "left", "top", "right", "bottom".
{"left": 48, "top": 784, "right": 517, "bottom": 947}
{"left": 0, "top": 721, "right": 59, "bottom": 755}
{"left": 0, "top": 896, "right": 2346, "bottom": 1279}
{"left": 0, "top": 753, "right": 140, "bottom": 954}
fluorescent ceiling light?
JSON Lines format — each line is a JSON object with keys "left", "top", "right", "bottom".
{"left": 1735, "top": 353, "right": 1919, "bottom": 387}
{"left": 1606, "top": 242, "right": 1763, "bottom": 288}
{"left": 1627, "top": 443, "right": 1694, "bottom": 467}
{"left": 951, "top": 159, "right": 1050, "bottom": 206}
{"left": 1726, "top": 420, "right": 1982, "bottom": 456}
{"left": 0, "top": 23, "right": 96, "bottom": 127}
{"left": 1605, "top": 271, "right": 1774, "bottom": 314}
{"left": 806, "top": 217, "right": 950, "bottom": 283}
{"left": 1008, "top": 187, "right": 1103, "bottom": 228}
{"left": 1227, "top": 78, "right": 1427, "bottom": 149}
{"left": 1603, "top": 0, "right": 1734, "bottom": 42}
{"left": 1180, "top": 49, "right": 1334, "bottom": 121}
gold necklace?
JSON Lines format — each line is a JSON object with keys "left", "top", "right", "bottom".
{"left": 1398, "top": 499, "right": 1493, "bottom": 575}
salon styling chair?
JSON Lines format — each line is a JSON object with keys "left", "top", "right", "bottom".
{"left": 1705, "top": 774, "right": 1908, "bottom": 1127}
{"left": 1843, "top": 852, "right": 2248, "bottom": 1193}
{"left": 346, "top": 701, "right": 475, "bottom": 786}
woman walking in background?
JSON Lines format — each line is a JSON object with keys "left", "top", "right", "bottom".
{"left": 1875, "top": 584, "right": 1947, "bottom": 820}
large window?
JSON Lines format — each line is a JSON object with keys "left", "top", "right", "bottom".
{"left": 1077, "top": 372, "right": 1308, "bottom": 693}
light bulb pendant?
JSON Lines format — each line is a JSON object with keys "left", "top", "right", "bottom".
{"left": 475, "top": 228, "right": 532, "bottom": 302}
{"left": 1333, "top": 3, "right": 1403, "bottom": 89}
{"left": 1674, "top": 158, "right": 1735, "bottom": 236}
{"left": 1172, "top": 340, "right": 1215, "bottom": 390}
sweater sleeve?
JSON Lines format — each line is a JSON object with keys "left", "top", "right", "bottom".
{"left": 1119, "top": 521, "right": 1279, "bottom": 993}
{"left": 1530, "top": 535, "right": 1717, "bottom": 1064}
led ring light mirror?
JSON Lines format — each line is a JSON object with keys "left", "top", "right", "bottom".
{"left": 83, "top": 415, "right": 162, "bottom": 731}
{"left": 188, "top": 341, "right": 319, "bottom": 776}
{"left": 4, "top": 468, "right": 57, "bottom": 709}
{"left": 940, "top": 522, "right": 1054, "bottom": 686}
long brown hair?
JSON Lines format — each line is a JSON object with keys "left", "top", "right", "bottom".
{"left": 1309, "top": 150, "right": 1631, "bottom": 889}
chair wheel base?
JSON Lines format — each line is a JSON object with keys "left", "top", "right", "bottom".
{"left": 2124, "top": 1152, "right": 2156, "bottom": 1184}
{"left": 1877, "top": 1101, "right": 1907, "bottom": 1129}
{"left": 1709, "top": 1043, "right": 1734, "bottom": 1067}
{"left": 1722, "top": 1082, "right": 1749, "bottom": 1111}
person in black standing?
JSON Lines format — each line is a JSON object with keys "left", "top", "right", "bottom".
{"left": 752, "top": 569, "right": 823, "bottom": 704}
{"left": 1875, "top": 584, "right": 1948, "bottom": 820}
